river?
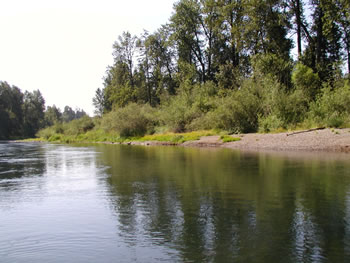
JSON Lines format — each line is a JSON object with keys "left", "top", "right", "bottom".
{"left": 1, "top": 142, "right": 350, "bottom": 262}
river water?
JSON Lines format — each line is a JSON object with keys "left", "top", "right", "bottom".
{"left": 1, "top": 142, "right": 350, "bottom": 262}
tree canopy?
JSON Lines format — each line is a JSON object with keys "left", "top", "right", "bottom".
{"left": 94, "top": 0, "right": 350, "bottom": 115}
{"left": 0, "top": 81, "right": 88, "bottom": 139}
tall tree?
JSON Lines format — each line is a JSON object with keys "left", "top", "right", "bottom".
{"left": 22, "top": 90, "right": 45, "bottom": 137}
{"left": 75, "top": 108, "right": 87, "bottom": 119}
{"left": 92, "top": 88, "right": 106, "bottom": 116}
{"left": 44, "top": 105, "right": 62, "bottom": 126}
{"left": 103, "top": 32, "right": 138, "bottom": 109}
{"left": 244, "top": 0, "right": 292, "bottom": 60}
{"left": 333, "top": 0, "right": 350, "bottom": 75}
{"left": 112, "top": 31, "right": 137, "bottom": 87}
{"left": 62, "top": 106, "right": 76, "bottom": 122}
{"left": 170, "top": 0, "right": 209, "bottom": 82}
{"left": 212, "top": 0, "right": 247, "bottom": 89}
{"left": 0, "top": 82, "right": 24, "bottom": 139}
{"left": 301, "top": 0, "right": 343, "bottom": 81}
{"left": 137, "top": 27, "right": 177, "bottom": 105}
{"left": 287, "top": 0, "right": 306, "bottom": 58}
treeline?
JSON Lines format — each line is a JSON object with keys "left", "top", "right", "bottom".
{"left": 0, "top": 81, "right": 87, "bottom": 140}
{"left": 91, "top": 0, "right": 350, "bottom": 135}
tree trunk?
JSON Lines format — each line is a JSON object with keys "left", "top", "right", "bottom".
{"left": 347, "top": 46, "right": 350, "bottom": 79}
{"left": 296, "top": 0, "right": 302, "bottom": 58}
{"left": 316, "top": 7, "right": 324, "bottom": 66}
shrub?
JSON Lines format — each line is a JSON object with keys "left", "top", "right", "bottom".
{"left": 64, "top": 116, "right": 95, "bottom": 135}
{"left": 252, "top": 53, "right": 293, "bottom": 88}
{"left": 258, "top": 114, "right": 284, "bottom": 133}
{"left": 206, "top": 87, "right": 261, "bottom": 133}
{"left": 101, "top": 103, "right": 157, "bottom": 137}
{"left": 255, "top": 73, "right": 309, "bottom": 131}
{"left": 37, "top": 126, "right": 56, "bottom": 139}
{"left": 264, "top": 88, "right": 309, "bottom": 129}
{"left": 48, "top": 134, "right": 63, "bottom": 142}
{"left": 160, "top": 82, "right": 216, "bottom": 132}
{"left": 292, "top": 63, "right": 321, "bottom": 100}
{"left": 308, "top": 82, "right": 350, "bottom": 127}
{"left": 159, "top": 92, "right": 199, "bottom": 132}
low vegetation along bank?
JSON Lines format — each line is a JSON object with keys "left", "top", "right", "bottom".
{"left": 36, "top": 122, "right": 239, "bottom": 145}
{"left": 35, "top": 78, "right": 350, "bottom": 146}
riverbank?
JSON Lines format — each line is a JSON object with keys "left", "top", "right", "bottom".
{"left": 120, "top": 128, "right": 350, "bottom": 153}
{"left": 22, "top": 128, "right": 350, "bottom": 153}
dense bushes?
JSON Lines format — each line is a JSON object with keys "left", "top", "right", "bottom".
{"left": 37, "top": 116, "right": 95, "bottom": 140}
{"left": 37, "top": 70, "right": 350, "bottom": 141}
{"left": 101, "top": 103, "right": 157, "bottom": 137}
{"left": 205, "top": 88, "right": 261, "bottom": 133}
{"left": 308, "top": 82, "right": 350, "bottom": 127}
{"left": 159, "top": 82, "right": 216, "bottom": 132}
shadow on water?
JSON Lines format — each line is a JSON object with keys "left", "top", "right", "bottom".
{"left": 95, "top": 144, "right": 350, "bottom": 263}
{"left": 0, "top": 142, "right": 46, "bottom": 179}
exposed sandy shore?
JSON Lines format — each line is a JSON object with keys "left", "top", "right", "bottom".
{"left": 18, "top": 128, "right": 350, "bottom": 154}
{"left": 126, "top": 128, "right": 350, "bottom": 153}
{"left": 224, "top": 128, "right": 350, "bottom": 152}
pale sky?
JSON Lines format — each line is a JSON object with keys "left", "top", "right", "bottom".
{"left": 0, "top": 0, "right": 176, "bottom": 115}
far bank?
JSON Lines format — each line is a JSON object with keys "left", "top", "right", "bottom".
{"left": 28, "top": 128, "right": 350, "bottom": 154}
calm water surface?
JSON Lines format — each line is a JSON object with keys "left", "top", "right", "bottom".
{"left": 1, "top": 142, "right": 350, "bottom": 262}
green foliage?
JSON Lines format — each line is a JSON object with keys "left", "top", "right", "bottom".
{"left": 160, "top": 82, "right": 216, "bottom": 132}
{"left": 101, "top": 103, "right": 157, "bottom": 137}
{"left": 13, "top": 0, "right": 350, "bottom": 140}
{"left": 36, "top": 126, "right": 56, "bottom": 140}
{"left": 204, "top": 86, "right": 261, "bottom": 133}
{"left": 275, "top": 89, "right": 308, "bottom": 125}
{"left": 95, "top": 0, "right": 349, "bottom": 136}
{"left": 292, "top": 63, "right": 321, "bottom": 100}
{"left": 258, "top": 115, "right": 284, "bottom": 133}
{"left": 252, "top": 53, "right": 293, "bottom": 87}
{"left": 92, "top": 88, "right": 105, "bottom": 116}
{"left": 308, "top": 82, "right": 350, "bottom": 127}
{"left": 37, "top": 116, "right": 94, "bottom": 139}
{"left": 64, "top": 116, "right": 95, "bottom": 135}
{"left": 44, "top": 105, "right": 62, "bottom": 127}
{"left": 220, "top": 135, "right": 241, "bottom": 143}
{"left": 0, "top": 81, "right": 24, "bottom": 139}
{"left": 216, "top": 63, "right": 242, "bottom": 91}
{"left": 22, "top": 90, "right": 46, "bottom": 137}
{"left": 62, "top": 106, "right": 86, "bottom": 123}
{"left": 140, "top": 130, "right": 215, "bottom": 144}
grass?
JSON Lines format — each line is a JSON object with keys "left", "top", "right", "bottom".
{"left": 18, "top": 138, "right": 43, "bottom": 142}
{"left": 35, "top": 129, "right": 219, "bottom": 144}
{"left": 220, "top": 135, "right": 241, "bottom": 143}
{"left": 137, "top": 130, "right": 216, "bottom": 144}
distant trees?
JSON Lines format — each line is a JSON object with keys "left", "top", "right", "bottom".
{"left": 56, "top": 106, "right": 87, "bottom": 123}
{"left": 0, "top": 82, "right": 24, "bottom": 139}
{"left": 45, "top": 105, "right": 62, "bottom": 127}
{"left": 0, "top": 82, "right": 46, "bottom": 139}
{"left": 22, "top": 90, "right": 46, "bottom": 137}
{"left": 0, "top": 81, "right": 88, "bottom": 139}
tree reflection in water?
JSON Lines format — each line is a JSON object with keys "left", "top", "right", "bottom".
{"left": 97, "top": 144, "right": 350, "bottom": 262}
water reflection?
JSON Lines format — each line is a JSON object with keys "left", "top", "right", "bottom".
{"left": 97, "top": 144, "right": 350, "bottom": 262}
{"left": 1, "top": 142, "right": 350, "bottom": 262}
{"left": 0, "top": 143, "right": 116, "bottom": 263}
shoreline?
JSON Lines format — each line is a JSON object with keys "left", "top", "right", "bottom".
{"left": 16, "top": 128, "right": 350, "bottom": 153}
{"left": 116, "top": 128, "right": 350, "bottom": 153}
